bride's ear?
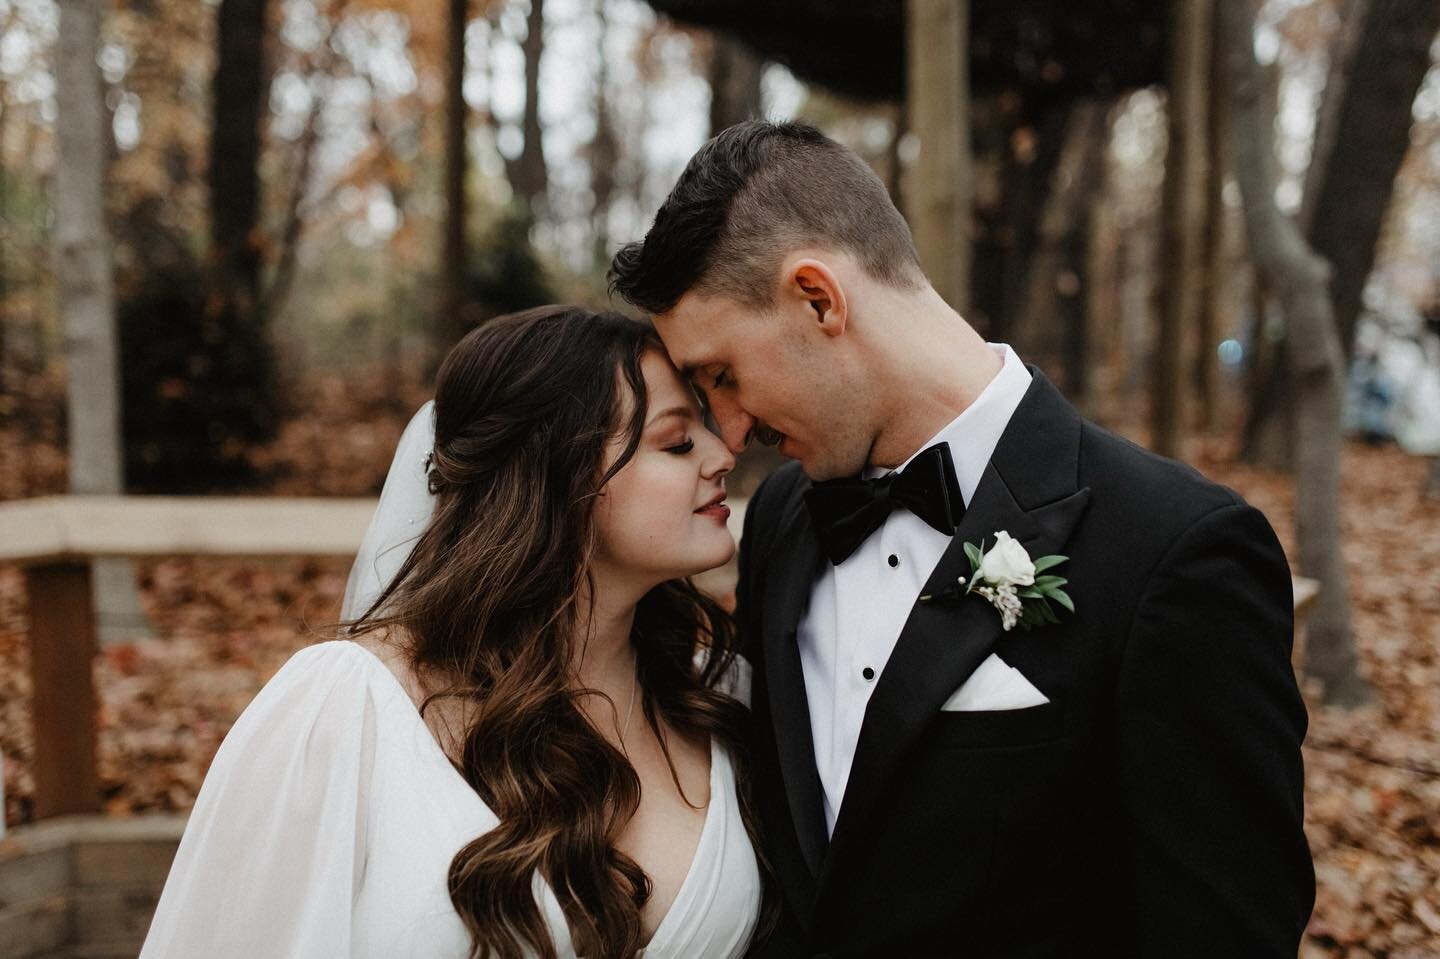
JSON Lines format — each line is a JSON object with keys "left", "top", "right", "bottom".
{"left": 786, "top": 259, "right": 848, "bottom": 338}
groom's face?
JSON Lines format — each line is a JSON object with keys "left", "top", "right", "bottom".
{"left": 654, "top": 277, "right": 871, "bottom": 481}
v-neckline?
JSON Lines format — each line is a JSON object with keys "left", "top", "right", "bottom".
{"left": 341, "top": 639, "right": 722, "bottom": 952}
{"left": 638, "top": 736, "right": 721, "bottom": 952}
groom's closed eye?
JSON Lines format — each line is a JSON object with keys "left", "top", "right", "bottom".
{"left": 679, "top": 362, "right": 729, "bottom": 390}
{"left": 686, "top": 367, "right": 733, "bottom": 415}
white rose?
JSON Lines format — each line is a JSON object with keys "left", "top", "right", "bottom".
{"left": 978, "top": 531, "right": 1036, "bottom": 587}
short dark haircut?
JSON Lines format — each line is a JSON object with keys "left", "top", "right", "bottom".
{"left": 609, "top": 120, "right": 923, "bottom": 315}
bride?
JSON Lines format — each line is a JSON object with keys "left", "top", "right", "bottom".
{"left": 140, "top": 305, "right": 770, "bottom": 958}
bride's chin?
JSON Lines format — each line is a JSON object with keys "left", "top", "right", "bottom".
{"left": 678, "top": 540, "right": 738, "bottom": 578}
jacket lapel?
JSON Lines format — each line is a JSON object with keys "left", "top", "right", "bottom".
{"left": 819, "top": 370, "right": 1092, "bottom": 885}
{"left": 761, "top": 494, "right": 831, "bottom": 883}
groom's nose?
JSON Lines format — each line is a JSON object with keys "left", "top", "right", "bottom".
{"left": 709, "top": 397, "right": 755, "bottom": 454}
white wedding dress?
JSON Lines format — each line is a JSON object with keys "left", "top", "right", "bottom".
{"left": 139, "top": 641, "right": 762, "bottom": 958}
{"left": 140, "top": 402, "right": 763, "bottom": 957}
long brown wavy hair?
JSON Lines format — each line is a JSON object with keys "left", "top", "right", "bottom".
{"left": 348, "top": 305, "right": 773, "bottom": 958}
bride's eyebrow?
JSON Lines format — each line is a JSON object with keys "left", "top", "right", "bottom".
{"left": 644, "top": 406, "right": 692, "bottom": 429}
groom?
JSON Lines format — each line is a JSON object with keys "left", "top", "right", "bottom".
{"left": 611, "top": 121, "right": 1314, "bottom": 957}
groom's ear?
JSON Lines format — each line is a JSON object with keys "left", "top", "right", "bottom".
{"left": 787, "top": 259, "right": 847, "bottom": 338}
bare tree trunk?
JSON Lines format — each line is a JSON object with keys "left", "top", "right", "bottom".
{"left": 1302, "top": 0, "right": 1440, "bottom": 361}
{"left": 1297, "top": 0, "right": 1366, "bottom": 238}
{"left": 1152, "top": 0, "right": 1211, "bottom": 459}
{"left": 1062, "top": 105, "right": 1110, "bottom": 404}
{"left": 1246, "top": 0, "right": 1437, "bottom": 455}
{"left": 904, "top": 0, "right": 970, "bottom": 312}
{"left": 57, "top": 0, "right": 118, "bottom": 489}
{"left": 511, "top": 0, "right": 549, "bottom": 217}
{"left": 262, "top": 76, "right": 324, "bottom": 323}
{"left": 191, "top": 0, "right": 282, "bottom": 486}
{"left": 441, "top": 0, "right": 471, "bottom": 348}
{"left": 1219, "top": 0, "right": 1373, "bottom": 707}
{"left": 1079, "top": 111, "right": 1120, "bottom": 421}
{"left": 56, "top": 0, "right": 147, "bottom": 643}
{"left": 261, "top": 9, "right": 346, "bottom": 322}
{"left": 210, "top": 0, "right": 269, "bottom": 325}
{"left": 1194, "top": 14, "right": 1229, "bottom": 433}
{"left": 1237, "top": 58, "right": 1293, "bottom": 469}
{"left": 1013, "top": 101, "right": 1106, "bottom": 372}
{"left": 1240, "top": 284, "right": 1296, "bottom": 469}
{"left": 708, "top": 34, "right": 764, "bottom": 137}
{"left": 972, "top": 102, "right": 1075, "bottom": 342}
{"left": 589, "top": 0, "right": 619, "bottom": 268}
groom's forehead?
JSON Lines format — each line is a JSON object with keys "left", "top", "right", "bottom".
{"left": 657, "top": 293, "right": 753, "bottom": 357}
{"left": 655, "top": 310, "right": 717, "bottom": 372}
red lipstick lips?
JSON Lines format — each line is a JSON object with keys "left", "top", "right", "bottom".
{"left": 695, "top": 493, "right": 730, "bottom": 522}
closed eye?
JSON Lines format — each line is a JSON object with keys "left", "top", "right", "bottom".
{"left": 664, "top": 439, "right": 695, "bottom": 455}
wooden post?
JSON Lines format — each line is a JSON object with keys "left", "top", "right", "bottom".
{"left": 905, "top": 0, "right": 971, "bottom": 313}
{"left": 1152, "top": 0, "right": 1212, "bottom": 459}
{"left": 26, "top": 562, "right": 101, "bottom": 818}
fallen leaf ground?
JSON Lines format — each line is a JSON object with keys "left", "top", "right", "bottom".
{"left": 2, "top": 371, "right": 1436, "bottom": 956}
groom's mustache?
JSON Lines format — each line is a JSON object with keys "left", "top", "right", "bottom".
{"left": 754, "top": 424, "right": 783, "bottom": 447}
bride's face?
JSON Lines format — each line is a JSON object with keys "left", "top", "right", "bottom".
{"left": 593, "top": 350, "right": 736, "bottom": 584}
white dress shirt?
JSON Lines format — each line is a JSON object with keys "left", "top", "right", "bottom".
{"left": 797, "top": 343, "right": 1033, "bottom": 835}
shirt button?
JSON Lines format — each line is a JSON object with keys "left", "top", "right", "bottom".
{"left": 862, "top": 666, "right": 876, "bottom": 681}
{"left": 887, "top": 554, "right": 899, "bottom": 567}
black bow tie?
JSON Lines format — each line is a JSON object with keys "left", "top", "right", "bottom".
{"left": 804, "top": 443, "right": 965, "bottom": 565}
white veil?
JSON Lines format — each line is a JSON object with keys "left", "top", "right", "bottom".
{"left": 341, "top": 401, "right": 438, "bottom": 622}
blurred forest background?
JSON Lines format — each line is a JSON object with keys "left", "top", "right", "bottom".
{"left": 1, "top": 0, "right": 1439, "bottom": 954}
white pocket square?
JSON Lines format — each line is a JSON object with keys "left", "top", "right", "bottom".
{"left": 940, "top": 653, "right": 1050, "bottom": 711}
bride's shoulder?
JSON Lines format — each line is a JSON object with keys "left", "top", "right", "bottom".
{"left": 242, "top": 637, "right": 410, "bottom": 730}
{"left": 276, "top": 636, "right": 396, "bottom": 683}
{"left": 195, "top": 640, "right": 402, "bottom": 791}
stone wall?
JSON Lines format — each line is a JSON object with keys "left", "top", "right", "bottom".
{"left": 0, "top": 815, "right": 184, "bottom": 959}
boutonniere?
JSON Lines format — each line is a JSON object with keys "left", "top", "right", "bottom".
{"left": 920, "top": 531, "right": 1074, "bottom": 631}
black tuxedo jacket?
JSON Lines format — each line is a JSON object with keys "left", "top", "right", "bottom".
{"left": 738, "top": 371, "right": 1314, "bottom": 958}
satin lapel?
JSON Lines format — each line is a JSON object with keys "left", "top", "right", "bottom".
{"left": 761, "top": 496, "right": 830, "bottom": 882}
{"left": 819, "top": 462, "right": 1029, "bottom": 878}
{"left": 819, "top": 370, "right": 1092, "bottom": 886}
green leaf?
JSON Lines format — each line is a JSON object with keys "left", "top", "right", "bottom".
{"left": 964, "top": 541, "right": 985, "bottom": 571}
{"left": 1021, "top": 599, "right": 1057, "bottom": 628}
{"left": 1032, "top": 554, "right": 1068, "bottom": 573}
{"left": 1034, "top": 575, "right": 1069, "bottom": 590}
{"left": 1018, "top": 587, "right": 1045, "bottom": 599}
{"left": 1049, "top": 588, "right": 1075, "bottom": 613}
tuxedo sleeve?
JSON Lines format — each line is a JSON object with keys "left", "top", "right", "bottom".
{"left": 736, "top": 470, "right": 812, "bottom": 959}
{"left": 1115, "top": 502, "right": 1314, "bottom": 956}
{"left": 736, "top": 469, "right": 784, "bottom": 665}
